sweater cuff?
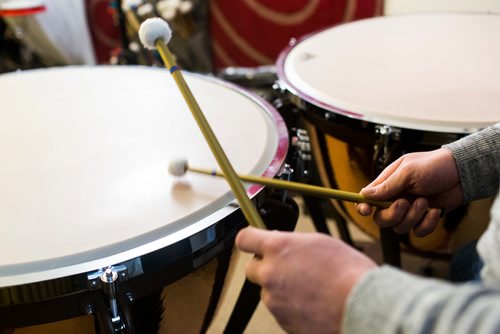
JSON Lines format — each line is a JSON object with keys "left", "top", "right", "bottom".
{"left": 442, "top": 124, "right": 500, "bottom": 202}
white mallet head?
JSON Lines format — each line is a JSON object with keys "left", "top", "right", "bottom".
{"left": 139, "top": 17, "right": 172, "bottom": 50}
{"left": 137, "top": 3, "right": 154, "bottom": 17}
{"left": 122, "top": 0, "right": 143, "bottom": 11}
{"left": 159, "top": 7, "right": 176, "bottom": 20}
{"left": 179, "top": 1, "right": 193, "bottom": 14}
{"left": 168, "top": 159, "right": 189, "bottom": 177}
{"left": 156, "top": 0, "right": 170, "bottom": 12}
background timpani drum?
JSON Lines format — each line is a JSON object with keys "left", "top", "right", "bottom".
{"left": 0, "top": 0, "right": 96, "bottom": 66}
{"left": 0, "top": 66, "right": 288, "bottom": 333}
{"left": 277, "top": 13, "right": 500, "bottom": 258}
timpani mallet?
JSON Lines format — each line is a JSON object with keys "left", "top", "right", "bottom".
{"left": 168, "top": 159, "right": 393, "bottom": 208}
{"left": 138, "top": 18, "right": 267, "bottom": 230}
{"left": 169, "top": 159, "right": 446, "bottom": 216}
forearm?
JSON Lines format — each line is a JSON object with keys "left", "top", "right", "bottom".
{"left": 442, "top": 123, "right": 500, "bottom": 202}
{"left": 342, "top": 266, "right": 500, "bottom": 334}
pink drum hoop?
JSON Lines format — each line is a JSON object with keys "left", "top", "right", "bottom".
{"left": 206, "top": 75, "right": 289, "bottom": 196}
{"left": 277, "top": 14, "right": 500, "bottom": 134}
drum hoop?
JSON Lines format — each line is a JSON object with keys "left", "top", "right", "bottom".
{"left": 276, "top": 15, "right": 499, "bottom": 134}
{"left": 0, "top": 6, "right": 45, "bottom": 16}
{"left": 0, "top": 66, "right": 289, "bottom": 287}
{"left": 0, "top": 0, "right": 46, "bottom": 16}
{"left": 210, "top": 72, "right": 289, "bottom": 195}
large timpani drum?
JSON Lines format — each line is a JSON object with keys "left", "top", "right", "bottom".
{"left": 0, "top": 66, "right": 288, "bottom": 332}
{"left": 277, "top": 13, "right": 500, "bottom": 256}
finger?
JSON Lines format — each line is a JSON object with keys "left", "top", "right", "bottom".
{"left": 392, "top": 198, "right": 429, "bottom": 234}
{"left": 373, "top": 199, "right": 411, "bottom": 228}
{"left": 429, "top": 185, "right": 464, "bottom": 213}
{"left": 245, "top": 256, "right": 263, "bottom": 285}
{"left": 355, "top": 203, "right": 373, "bottom": 216}
{"left": 236, "top": 226, "right": 271, "bottom": 256}
{"left": 413, "top": 208, "right": 442, "bottom": 237}
{"left": 361, "top": 162, "right": 412, "bottom": 200}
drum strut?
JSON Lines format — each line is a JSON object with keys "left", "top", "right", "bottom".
{"left": 87, "top": 265, "right": 130, "bottom": 333}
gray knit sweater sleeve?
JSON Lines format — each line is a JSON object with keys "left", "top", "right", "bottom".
{"left": 442, "top": 123, "right": 500, "bottom": 202}
{"left": 342, "top": 266, "right": 500, "bottom": 333}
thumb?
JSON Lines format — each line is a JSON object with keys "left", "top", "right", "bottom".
{"left": 361, "top": 168, "right": 411, "bottom": 200}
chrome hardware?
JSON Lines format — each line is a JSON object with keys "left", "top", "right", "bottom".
{"left": 279, "top": 164, "right": 294, "bottom": 201}
{"left": 374, "top": 125, "right": 401, "bottom": 174}
{"left": 88, "top": 265, "right": 129, "bottom": 333}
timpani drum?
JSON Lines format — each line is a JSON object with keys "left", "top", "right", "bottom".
{"left": 276, "top": 13, "right": 500, "bottom": 256}
{"left": 0, "top": 66, "right": 288, "bottom": 332}
{"left": 0, "top": 0, "right": 96, "bottom": 66}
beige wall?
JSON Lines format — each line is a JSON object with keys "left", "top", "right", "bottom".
{"left": 384, "top": 0, "right": 500, "bottom": 15}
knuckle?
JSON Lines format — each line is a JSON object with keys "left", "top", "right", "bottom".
{"left": 373, "top": 210, "right": 397, "bottom": 228}
{"left": 262, "top": 233, "right": 288, "bottom": 254}
{"left": 259, "top": 264, "right": 277, "bottom": 288}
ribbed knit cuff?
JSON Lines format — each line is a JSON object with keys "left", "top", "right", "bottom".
{"left": 443, "top": 124, "right": 499, "bottom": 202}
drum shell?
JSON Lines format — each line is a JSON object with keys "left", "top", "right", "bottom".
{"left": 0, "top": 209, "right": 246, "bottom": 332}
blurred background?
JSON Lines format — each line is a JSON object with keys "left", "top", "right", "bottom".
{"left": 1, "top": 1, "right": 500, "bottom": 333}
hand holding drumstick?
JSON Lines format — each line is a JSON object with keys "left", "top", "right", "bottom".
{"left": 355, "top": 148, "right": 461, "bottom": 236}
{"left": 231, "top": 124, "right": 500, "bottom": 334}
{"left": 168, "top": 159, "right": 393, "bottom": 208}
{"left": 169, "top": 158, "right": 445, "bottom": 225}
{"left": 231, "top": 146, "right": 466, "bottom": 334}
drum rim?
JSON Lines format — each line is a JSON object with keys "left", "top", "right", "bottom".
{"left": 0, "top": 65, "right": 289, "bottom": 287}
{"left": 0, "top": 0, "right": 45, "bottom": 16}
{"left": 276, "top": 13, "right": 500, "bottom": 134}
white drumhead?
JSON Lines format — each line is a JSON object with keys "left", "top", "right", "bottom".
{"left": 278, "top": 13, "right": 500, "bottom": 133}
{"left": 0, "top": 66, "right": 288, "bottom": 286}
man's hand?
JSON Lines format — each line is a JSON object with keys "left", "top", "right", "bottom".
{"left": 356, "top": 148, "right": 463, "bottom": 236}
{"left": 236, "top": 227, "right": 376, "bottom": 334}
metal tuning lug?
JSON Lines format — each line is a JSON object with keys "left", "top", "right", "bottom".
{"left": 278, "top": 164, "right": 294, "bottom": 202}
{"left": 87, "top": 265, "right": 129, "bottom": 333}
{"left": 373, "top": 125, "right": 401, "bottom": 175}
{"left": 288, "top": 128, "right": 312, "bottom": 183}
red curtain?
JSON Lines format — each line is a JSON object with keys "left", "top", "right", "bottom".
{"left": 210, "top": 0, "right": 383, "bottom": 69}
{"left": 85, "top": 0, "right": 121, "bottom": 64}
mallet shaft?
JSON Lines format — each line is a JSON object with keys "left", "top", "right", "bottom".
{"left": 156, "top": 39, "right": 267, "bottom": 229}
{"left": 188, "top": 166, "right": 392, "bottom": 208}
